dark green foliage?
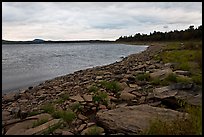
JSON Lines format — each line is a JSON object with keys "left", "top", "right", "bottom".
{"left": 116, "top": 25, "right": 202, "bottom": 42}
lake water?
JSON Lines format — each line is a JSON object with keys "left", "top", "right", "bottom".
{"left": 2, "top": 43, "right": 148, "bottom": 94}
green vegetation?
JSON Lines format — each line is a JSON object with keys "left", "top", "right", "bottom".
{"left": 116, "top": 25, "right": 202, "bottom": 42}
{"left": 54, "top": 94, "right": 69, "bottom": 104}
{"left": 100, "top": 80, "right": 121, "bottom": 93}
{"left": 42, "top": 121, "right": 62, "bottom": 135}
{"left": 61, "top": 110, "right": 76, "bottom": 123}
{"left": 41, "top": 102, "right": 76, "bottom": 124}
{"left": 51, "top": 109, "right": 76, "bottom": 123}
{"left": 135, "top": 73, "right": 150, "bottom": 81}
{"left": 165, "top": 73, "right": 177, "bottom": 83}
{"left": 92, "top": 91, "right": 109, "bottom": 106}
{"left": 144, "top": 105, "right": 202, "bottom": 135}
{"left": 32, "top": 118, "right": 49, "bottom": 128}
{"left": 84, "top": 126, "right": 104, "bottom": 135}
{"left": 150, "top": 73, "right": 192, "bottom": 86}
{"left": 154, "top": 41, "right": 202, "bottom": 86}
{"left": 70, "top": 102, "right": 83, "bottom": 112}
{"left": 88, "top": 85, "right": 99, "bottom": 93}
{"left": 41, "top": 103, "right": 55, "bottom": 114}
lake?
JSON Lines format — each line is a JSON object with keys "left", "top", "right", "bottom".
{"left": 2, "top": 43, "right": 148, "bottom": 94}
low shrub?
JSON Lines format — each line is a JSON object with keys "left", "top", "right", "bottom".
{"left": 88, "top": 85, "right": 99, "bottom": 93}
{"left": 41, "top": 103, "right": 55, "bottom": 114}
{"left": 100, "top": 81, "right": 121, "bottom": 93}
{"left": 136, "top": 73, "right": 150, "bottom": 81}
{"left": 92, "top": 91, "right": 108, "bottom": 106}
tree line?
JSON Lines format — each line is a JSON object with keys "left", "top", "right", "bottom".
{"left": 116, "top": 25, "right": 202, "bottom": 42}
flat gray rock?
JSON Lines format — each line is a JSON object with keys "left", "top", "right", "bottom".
{"left": 96, "top": 104, "right": 187, "bottom": 134}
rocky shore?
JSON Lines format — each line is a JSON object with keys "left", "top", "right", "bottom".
{"left": 2, "top": 44, "right": 202, "bottom": 135}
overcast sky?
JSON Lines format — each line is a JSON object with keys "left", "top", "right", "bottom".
{"left": 2, "top": 2, "right": 202, "bottom": 41}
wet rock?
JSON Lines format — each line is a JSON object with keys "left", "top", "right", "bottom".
{"left": 96, "top": 104, "right": 187, "bottom": 134}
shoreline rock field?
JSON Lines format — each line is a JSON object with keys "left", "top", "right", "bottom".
{"left": 2, "top": 44, "right": 202, "bottom": 135}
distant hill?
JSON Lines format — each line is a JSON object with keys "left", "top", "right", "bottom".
{"left": 2, "top": 39, "right": 114, "bottom": 44}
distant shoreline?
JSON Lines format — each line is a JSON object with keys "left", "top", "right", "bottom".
{"left": 2, "top": 40, "right": 115, "bottom": 44}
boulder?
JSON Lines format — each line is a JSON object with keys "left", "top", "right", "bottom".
{"left": 3, "top": 92, "right": 20, "bottom": 103}
{"left": 96, "top": 104, "right": 187, "bottom": 134}
{"left": 120, "top": 92, "right": 136, "bottom": 101}
{"left": 153, "top": 86, "right": 178, "bottom": 99}
{"left": 150, "top": 68, "right": 172, "bottom": 79}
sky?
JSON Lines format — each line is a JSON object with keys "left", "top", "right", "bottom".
{"left": 2, "top": 2, "right": 202, "bottom": 41}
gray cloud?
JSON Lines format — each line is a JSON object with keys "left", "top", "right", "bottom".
{"left": 2, "top": 2, "right": 202, "bottom": 41}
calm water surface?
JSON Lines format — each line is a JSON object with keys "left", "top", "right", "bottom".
{"left": 2, "top": 43, "right": 148, "bottom": 94}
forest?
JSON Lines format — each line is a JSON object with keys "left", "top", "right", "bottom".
{"left": 116, "top": 25, "right": 202, "bottom": 42}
